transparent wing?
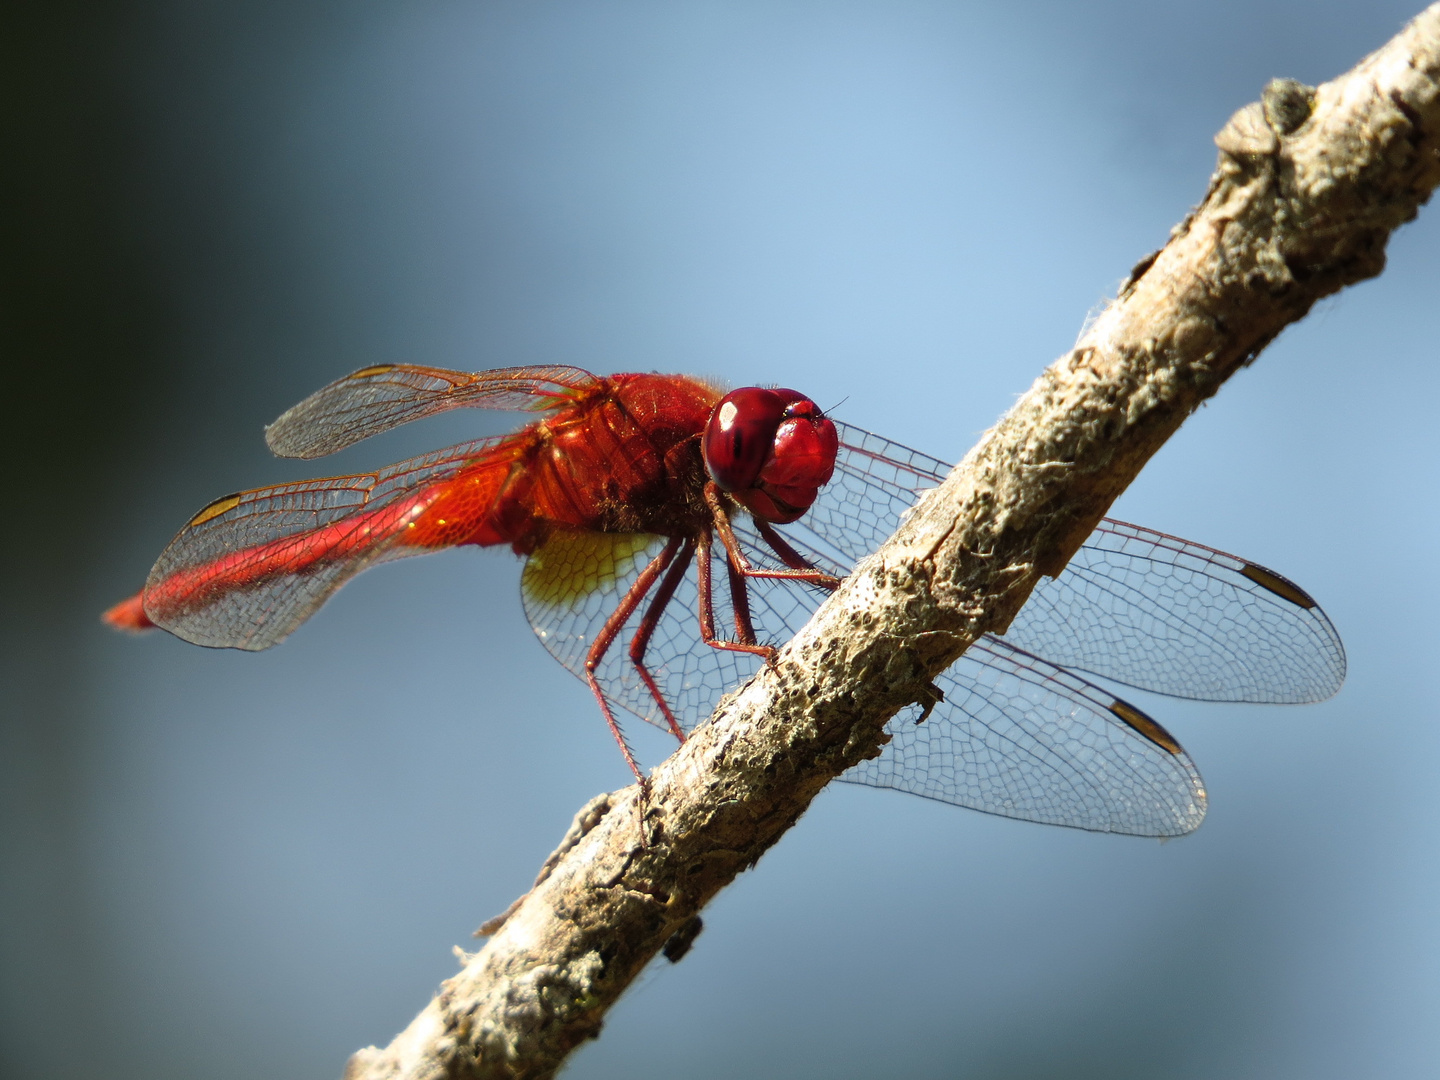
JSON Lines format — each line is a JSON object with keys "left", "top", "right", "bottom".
{"left": 1005, "top": 520, "right": 1346, "bottom": 703}
{"left": 846, "top": 638, "right": 1206, "bottom": 836}
{"left": 265, "top": 363, "right": 601, "bottom": 459}
{"left": 521, "top": 531, "right": 764, "bottom": 733}
{"left": 795, "top": 422, "right": 1346, "bottom": 705}
{"left": 791, "top": 422, "right": 952, "bottom": 573}
{"left": 521, "top": 517, "right": 1203, "bottom": 835}
{"left": 144, "top": 435, "right": 518, "bottom": 650}
{"left": 732, "top": 519, "right": 1206, "bottom": 836}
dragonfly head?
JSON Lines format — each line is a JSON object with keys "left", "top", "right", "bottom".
{"left": 702, "top": 386, "right": 839, "bottom": 524}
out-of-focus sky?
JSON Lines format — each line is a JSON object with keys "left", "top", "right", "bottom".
{"left": 5, "top": 2, "right": 1439, "bottom": 1078}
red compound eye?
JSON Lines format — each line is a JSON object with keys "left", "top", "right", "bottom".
{"left": 703, "top": 386, "right": 839, "bottom": 523}
{"left": 703, "top": 387, "right": 791, "bottom": 492}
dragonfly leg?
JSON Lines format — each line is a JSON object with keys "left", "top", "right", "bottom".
{"left": 584, "top": 537, "right": 685, "bottom": 791}
{"left": 696, "top": 528, "right": 777, "bottom": 665}
{"left": 725, "top": 557, "right": 760, "bottom": 646}
{"left": 726, "top": 555, "right": 787, "bottom": 672}
{"left": 754, "top": 519, "right": 841, "bottom": 591}
{"left": 627, "top": 537, "right": 694, "bottom": 744}
{"left": 704, "top": 482, "right": 842, "bottom": 589}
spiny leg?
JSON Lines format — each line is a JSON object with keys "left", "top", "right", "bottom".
{"left": 704, "top": 481, "right": 841, "bottom": 589}
{"left": 627, "top": 536, "right": 694, "bottom": 744}
{"left": 742, "top": 520, "right": 840, "bottom": 657}
{"left": 726, "top": 556, "right": 760, "bottom": 647}
{"left": 584, "top": 538, "right": 682, "bottom": 790}
{"left": 694, "top": 482, "right": 847, "bottom": 670}
{"left": 696, "top": 527, "right": 776, "bottom": 664}
{"left": 753, "top": 518, "right": 945, "bottom": 721}
{"left": 754, "top": 518, "right": 842, "bottom": 590}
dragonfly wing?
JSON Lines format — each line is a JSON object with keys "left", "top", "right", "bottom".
{"left": 266, "top": 363, "right": 601, "bottom": 459}
{"left": 846, "top": 638, "right": 1207, "bottom": 836}
{"left": 533, "top": 513, "right": 1204, "bottom": 835}
{"left": 144, "top": 436, "right": 513, "bottom": 650}
{"left": 1002, "top": 520, "right": 1346, "bottom": 703}
{"left": 728, "top": 523, "right": 1205, "bottom": 836}
{"left": 521, "top": 531, "right": 762, "bottom": 733}
{"left": 795, "top": 421, "right": 952, "bottom": 569}
{"left": 810, "top": 423, "right": 1344, "bottom": 705}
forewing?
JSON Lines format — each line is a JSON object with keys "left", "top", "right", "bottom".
{"left": 793, "top": 421, "right": 953, "bottom": 569}
{"left": 1004, "top": 520, "right": 1347, "bottom": 703}
{"left": 807, "top": 423, "right": 1344, "bottom": 704}
{"left": 144, "top": 436, "right": 511, "bottom": 650}
{"left": 266, "top": 364, "right": 600, "bottom": 459}
{"left": 521, "top": 531, "right": 762, "bottom": 732}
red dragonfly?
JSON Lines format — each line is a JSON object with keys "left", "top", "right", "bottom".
{"left": 105, "top": 365, "right": 1345, "bottom": 837}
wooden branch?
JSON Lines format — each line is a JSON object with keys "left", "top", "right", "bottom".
{"left": 346, "top": 8, "right": 1440, "bottom": 1079}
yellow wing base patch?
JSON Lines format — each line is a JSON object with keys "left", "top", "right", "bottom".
{"left": 522, "top": 531, "right": 662, "bottom": 610}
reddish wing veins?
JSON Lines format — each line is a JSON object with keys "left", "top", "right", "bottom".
{"left": 143, "top": 435, "right": 516, "bottom": 650}
{"left": 265, "top": 363, "right": 601, "bottom": 459}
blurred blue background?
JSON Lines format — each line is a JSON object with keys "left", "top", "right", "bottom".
{"left": 5, "top": 1, "right": 1438, "bottom": 1077}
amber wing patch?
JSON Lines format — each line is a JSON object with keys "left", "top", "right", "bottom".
{"left": 522, "top": 531, "right": 661, "bottom": 610}
{"left": 188, "top": 493, "right": 242, "bottom": 527}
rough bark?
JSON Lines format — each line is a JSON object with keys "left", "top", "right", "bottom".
{"left": 346, "top": 8, "right": 1440, "bottom": 1079}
